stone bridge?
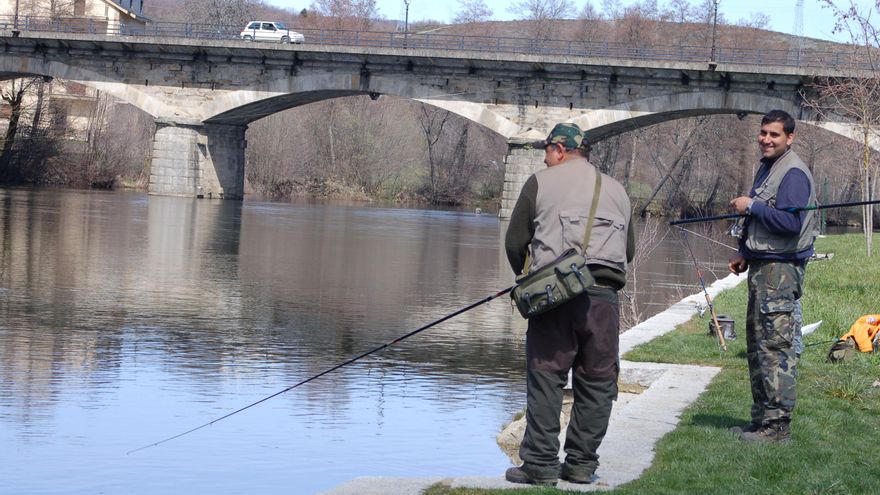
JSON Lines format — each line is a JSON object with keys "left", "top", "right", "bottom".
{"left": 0, "top": 30, "right": 870, "bottom": 217}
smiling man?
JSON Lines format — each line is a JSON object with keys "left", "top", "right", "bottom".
{"left": 727, "top": 109, "right": 819, "bottom": 444}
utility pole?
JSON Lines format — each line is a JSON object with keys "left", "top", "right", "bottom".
{"left": 708, "top": 0, "right": 719, "bottom": 70}
{"left": 404, "top": 0, "right": 411, "bottom": 42}
{"left": 13, "top": 0, "right": 20, "bottom": 35}
{"left": 792, "top": 0, "right": 804, "bottom": 65}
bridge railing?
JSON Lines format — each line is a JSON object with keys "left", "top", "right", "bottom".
{"left": 0, "top": 15, "right": 874, "bottom": 71}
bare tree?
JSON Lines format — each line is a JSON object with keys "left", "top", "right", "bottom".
{"left": 664, "top": 0, "right": 697, "bottom": 23}
{"left": 310, "top": 0, "right": 379, "bottom": 30}
{"left": 508, "top": 0, "right": 575, "bottom": 41}
{"left": 0, "top": 78, "right": 42, "bottom": 181}
{"left": 575, "top": 1, "right": 603, "bottom": 42}
{"left": 600, "top": 0, "right": 623, "bottom": 19}
{"left": 806, "top": 0, "right": 880, "bottom": 256}
{"left": 417, "top": 104, "right": 451, "bottom": 203}
{"left": 182, "top": 0, "right": 258, "bottom": 30}
{"left": 808, "top": 76, "right": 880, "bottom": 256}
{"left": 18, "top": 0, "right": 78, "bottom": 17}
{"left": 453, "top": 0, "right": 493, "bottom": 24}
{"left": 246, "top": 96, "right": 423, "bottom": 201}
{"left": 734, "top": 11, "right": 770, "bottom": 30}
{"left": 621, "top": 217, "right": 668, "bottom": 329}
{"left": 638, "top": 118, "right": 703, "bottom": 217}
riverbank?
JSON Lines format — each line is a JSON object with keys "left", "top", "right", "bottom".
{"left": 320, "top": 267, "right": 746, "bottom": 494}
{"left": 324, "top": 233, "right": 880, "bottom": 494}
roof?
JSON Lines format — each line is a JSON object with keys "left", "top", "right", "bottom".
{"left": 104, "top": 0, "right": 152, "bottom": 23}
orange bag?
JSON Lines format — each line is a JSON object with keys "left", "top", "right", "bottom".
{"left": 839, "top": 315, "right": 880, "bottom": 353}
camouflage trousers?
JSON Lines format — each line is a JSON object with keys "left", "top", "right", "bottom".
{"left": 746, "top": 259, "right": 804, "bottom": 425}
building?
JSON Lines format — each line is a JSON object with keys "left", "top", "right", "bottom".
{"left": 0, "top": 0, "right": 148, "bottom": 35}
{"left": 1, "top": 1, "right": 150, "bottom": 137}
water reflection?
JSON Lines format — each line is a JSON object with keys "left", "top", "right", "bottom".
{"left": 0, "top": 188, "right": 728, "bottom": 494}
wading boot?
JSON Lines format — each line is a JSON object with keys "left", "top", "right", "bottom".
{"left": 504, "top": 465, "right": 558, "bottom": 486}
{"left": 560, "top": 463, "right": 596, "bottom": 484}
{"left": 728, "top": 422, "right": 760, "bottom": 435}
{"left": 740, "top": 420, "right": 791, "bottom": 444}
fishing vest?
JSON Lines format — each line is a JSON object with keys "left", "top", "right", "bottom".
{"left": 529, "top": 158, "right": 631, "bottom": 274}
{"left": 745, "top": 150, "right": 819, "bottom": 254}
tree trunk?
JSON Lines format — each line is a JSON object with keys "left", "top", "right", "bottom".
{"left": 0, "top": 85, "right": 26, "bottom": 177}
{"left": 30, "top": 78, "right": 46, "bottom": 136}
{"left": 863, "top": 130, "right": 873, "bottom": 256}
{"left": 640, "top": 155, "right": 683, "bottom": 217}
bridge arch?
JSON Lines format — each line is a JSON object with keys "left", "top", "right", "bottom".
{"left": 202, "top": 72, "right": 520, "bottom": 137}
{"left": 0, "top": 55, "right": 174, "bottom": 118}
{"left": 572, "top": 91, "right": 805, "bottom": 141}
{"left": 570, "top": 90, "right": 874, "bottom": 151}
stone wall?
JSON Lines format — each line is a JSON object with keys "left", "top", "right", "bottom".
{"left": 500, "top": 145, "right": 545, "bottom": 220}
{"left": 149, "top": 121, "right": 246, "bottom": 199}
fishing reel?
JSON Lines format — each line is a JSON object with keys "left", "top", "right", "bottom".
{"left": 728, "top": 218, "right": 746, "bottom": 239}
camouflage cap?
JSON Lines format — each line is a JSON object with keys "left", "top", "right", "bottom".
{"left": 540, "top": 122, "right": 588, "bottom": 150}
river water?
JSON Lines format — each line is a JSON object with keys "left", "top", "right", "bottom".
{"left": 0, "top": 188, "right": 731, "bottom": 495}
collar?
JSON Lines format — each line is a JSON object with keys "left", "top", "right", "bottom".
{"left": 760, "top": 147, "right": 792, "bottom": 168}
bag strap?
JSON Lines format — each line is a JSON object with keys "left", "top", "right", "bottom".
{"left": 582, "top": 167, "right": 602, "bottom": 254}
{"left": 521, "top": 166, "right": 603, "bottom": 274}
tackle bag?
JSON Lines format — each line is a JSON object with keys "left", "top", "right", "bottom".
{"left": 511, "top": 248, "right": 595, "bottom": 318}
{"left": 510, "top": 168, "right": 602, "bottom": 319}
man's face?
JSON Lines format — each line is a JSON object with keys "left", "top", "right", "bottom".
{"left": 758, "top": 121, "right": 794, "bottom": 160}
{"left": 544, "top": 143, "right": 564, "bottom": 167}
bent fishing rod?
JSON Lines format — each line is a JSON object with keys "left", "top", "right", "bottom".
{"left": 669, "top": 199, "right": 880, "bottom": 226}
{"left": 127, "top": 285, "right": 516, "bottom": 455}
{"left": 678, "top": 229, "right": 727, "bottom": 352}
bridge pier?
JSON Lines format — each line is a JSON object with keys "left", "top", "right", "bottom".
{"left": 149, "top": 120, "right": 247, "bottom": 200}
{"left": 500, "top": 143, "right": 545, "bottom": 220}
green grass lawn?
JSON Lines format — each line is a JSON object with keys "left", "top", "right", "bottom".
{"left": 426, "top": 233, "right": 880, "bottom": 495}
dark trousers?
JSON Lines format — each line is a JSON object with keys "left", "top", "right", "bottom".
{"left": 519, "top": 289, "right": 619, "bottom": 476}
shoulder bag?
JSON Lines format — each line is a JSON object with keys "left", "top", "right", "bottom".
{"left": 510, "top": 169, "right": 602, "bottom": 319}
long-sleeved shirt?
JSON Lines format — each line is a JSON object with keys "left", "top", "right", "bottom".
{"left": 740, "top": 150, "right": 814, "bottom": 261}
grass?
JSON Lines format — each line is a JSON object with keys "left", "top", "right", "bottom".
{"left": 425, "top": 233, "right": 880, "bottom": 495}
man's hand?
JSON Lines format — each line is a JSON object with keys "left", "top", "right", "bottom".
{"left": 728, "top": 254, "right": 748, "bottom": 275}
{"left": 729, "top": 196, "right": 753, "bottom": 215}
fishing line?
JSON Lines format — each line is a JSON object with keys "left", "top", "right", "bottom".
{"left": 127, "top": 285, "right": 516, "bottom": 455}
{"left": 673, "top": 226, "right": 738, "bottom": 251}
{"left": 678, "top": 229, "right": 728, "bottom": 352}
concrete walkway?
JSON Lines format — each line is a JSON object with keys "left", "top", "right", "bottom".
{"left": 319, "top": 274, "right": 746, "bottom": 495}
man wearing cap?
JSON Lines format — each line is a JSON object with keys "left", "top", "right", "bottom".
{"left": 504, "top": 122, "right": 634, "bottom": 486}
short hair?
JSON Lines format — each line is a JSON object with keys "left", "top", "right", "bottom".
{"left": 761, "top": 110, "right": 796, "bottom": 134}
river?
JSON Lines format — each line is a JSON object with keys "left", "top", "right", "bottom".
{"left": 0, "top": 187, "right": 732, "bottom": 495}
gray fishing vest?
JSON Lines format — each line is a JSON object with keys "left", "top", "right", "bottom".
{"left": 529, "top": 158, "right": 631, "bottom": 273}
{"left": 745, "top": 150, "right": 819, "bottom": 254}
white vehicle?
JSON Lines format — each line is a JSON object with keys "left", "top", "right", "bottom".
{"left": 240, "top": 21, "right": 304, "bottom": 44}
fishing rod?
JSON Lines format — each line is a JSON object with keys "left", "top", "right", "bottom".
{"left": 668, "top": 199, "right": 880, "bottom": 226}
{"left": 678, "top": 229, "right": 727, "bottom": 352}
{"left": 804, "top": 338, "right": 837, "bottom": 348}
{"left": 127, "top": 285, "right": 516, "bottom": 455}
